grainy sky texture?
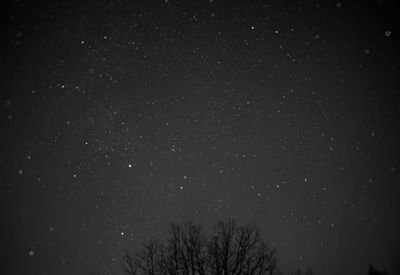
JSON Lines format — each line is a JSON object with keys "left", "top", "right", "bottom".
{"left": 1, "top": 0, "right": 399, "bottom": 274}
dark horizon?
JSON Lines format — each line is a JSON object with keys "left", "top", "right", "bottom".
{"left": 1, "top": 0, "right": 399, "bottom": 274}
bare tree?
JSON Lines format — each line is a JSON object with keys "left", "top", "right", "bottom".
{"left": 123, "top": 249, "right": 137, "bottom": 275}
{"left": 157, "top": 221, "right": 208, "bottom": 275}
{"left": 290, "top": 267, "right": 316, "bottom": 275}
{"left": 123, "top": 238, "right": 161, "bottom": 275}
{"left": 368, "top": 265, "right": 388, "bottom": 275}
{"left": 123, "top": 219, "right": 278, "bottom": 275}
{"left": 207, "top": 219, "right": 277, "bottom": 275}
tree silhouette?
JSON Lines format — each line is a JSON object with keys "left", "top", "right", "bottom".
{"left": 368, "top": 265, "right": 388, "bottom": 275}
{"left": 290, "top": 267, "right": 316, "bottom": 275}
{"left": 123, "top": 219, "right": 278, "bottom": 275}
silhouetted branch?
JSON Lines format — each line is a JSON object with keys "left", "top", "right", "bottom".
{"left": 123, "top": 219, "right": 278, "bottom": 275}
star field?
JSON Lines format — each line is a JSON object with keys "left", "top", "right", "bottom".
{"left": 1, "top": 1, "right": 399, "bottom": 274}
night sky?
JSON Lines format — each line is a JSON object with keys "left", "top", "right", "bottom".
{"left": 1, "top": 0, "right": 399, "bottom": 274}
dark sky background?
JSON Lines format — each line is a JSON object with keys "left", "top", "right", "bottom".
{"left": 1, "top": 0, "right": 399, "bottom": 274}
